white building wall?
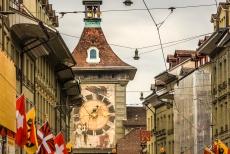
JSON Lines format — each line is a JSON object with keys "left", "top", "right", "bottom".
{"left": 174, "top": 65, "right": 211, "bottom": 154}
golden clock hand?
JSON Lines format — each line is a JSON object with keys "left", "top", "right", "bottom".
{"left": 82, "top": 105, "right": 92, "bottom": 117}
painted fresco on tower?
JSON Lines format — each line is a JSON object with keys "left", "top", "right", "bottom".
{"left": 72, "top": 84, "right": 115, "bottom": 149}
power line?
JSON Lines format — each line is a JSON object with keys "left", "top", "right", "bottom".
{"left": 138, "top": 32, "right": 212, "bottom": 50}
{"left": 140, "top": 0, "right": 212, "bottom": 136}
{"left": 139, "top": 34, "right": 209, "bottom": 55}
{"left": 142, "top": 0, "right": 168, "bottom": 70}
{"left": 214, "top": 0, "right": 218, "bottom": 9}
{"left": 60, "top": 33, "right": 81, "bottom": 38}
{"left": 96, "top": 4, "right": 217, "bottom": 13}
{"left": 55, "top": 4, "right": 217, "bottom": 17}
{"left": 109, "top": 43, "right": 135, "bottom": 49}
{"left": 60, "top": 31, "right": 212, "bottom": 51}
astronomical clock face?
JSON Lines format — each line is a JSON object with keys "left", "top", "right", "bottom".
{"left": 72, "top": 84, "right": 115, "bottom": 149}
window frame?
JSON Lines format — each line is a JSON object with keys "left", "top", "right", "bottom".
{"left": 86, "top": 46, "right": 100, "bottom": 63}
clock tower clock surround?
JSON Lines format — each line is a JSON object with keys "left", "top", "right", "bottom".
{"left": 70, "top": 0, "right": 137, "bottom": 153}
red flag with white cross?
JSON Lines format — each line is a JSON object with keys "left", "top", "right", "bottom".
{"left": 54, "top": 133, "right": 68, "bottom": 154}
{"left": 15, "top": 94, "right": 28, "bottom": 147}
{"left": 37, "top": 122, "right": 55, "bottom": 154}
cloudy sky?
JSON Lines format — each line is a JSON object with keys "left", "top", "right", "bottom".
{"left": 50, "top": 0, "right": 224, "bottom": 105}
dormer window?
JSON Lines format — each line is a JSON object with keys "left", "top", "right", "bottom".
{"left": 90, "top": 49, "right": 97, "bottom": 59}
{"left": 86, "top": 47, "right": 100, "bottom": 63}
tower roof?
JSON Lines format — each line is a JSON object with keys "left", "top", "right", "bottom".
{"left": 72, "top": 27, "right": 137, "bottom": 79}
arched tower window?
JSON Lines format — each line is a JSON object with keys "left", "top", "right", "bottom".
{"left": 90, "top": 49, "right": 97, "bottom": 59}
{"left": 86, "top": 47, "right": 100, "bottom": 63}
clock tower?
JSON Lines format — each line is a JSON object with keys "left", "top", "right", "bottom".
{"left": 70, "top": 0, "right": 137, "bottom": 153}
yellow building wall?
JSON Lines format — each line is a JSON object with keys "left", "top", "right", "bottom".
{"left": 146, "top": 104, "right": 155, "bottom": 154}
{"left": 23, "top": 0, "right": 37, "bottom": 16}
{"left": 0, "top": 51, "right": 16, "bottom": 132}
{"left": 219, "top": 10, "right": 226, "bottom": 28}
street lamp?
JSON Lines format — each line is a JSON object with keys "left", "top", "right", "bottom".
{"left": 133, "top": 48, "right": 140, "bottom": 60}
{"left": 160, "top": 147, "right": 166, "bottom": 154}
{"left": 123, "top": 0, "right": 175, "bottom": 65}
{"left": 123, "top": 0, "right": 133, "bottom": 6}
{"left": 140, "top": 92, "right": 144, "bottom": 101}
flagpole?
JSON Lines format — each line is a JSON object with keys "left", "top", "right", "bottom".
{"left": 20, "top": 46, "right": 24, "bottom": 154}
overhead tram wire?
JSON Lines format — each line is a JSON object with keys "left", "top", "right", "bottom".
{"left": 100, "top": 4, "right": 217, "bottom": 13}
{"left": 140, "top": 0, "right": 211, "bottom": 133}
{"left": 56, "top": 3, "right": 217, "bottom": 17}
{"left": 109, "top": 44, "right": 135, "bottom": 49}
{"left": 139, "top": 34, "right": 209, "bottom": 55}
{"left": 214, "top": 0, "right": 218, "bottom": 9}
{"left": 60, "top": 31, "right": 213, "bottom": 59}
{"left": 60, "top": 32, "right": 212, "bottom": 50}
{"left": 142, "top": 0, "right": 169, "bottom": 70}
{"left": 137, "top": 32, "right": 212, "bottom": 50}
{"left": 60, "top": 33, "right": 81, "bottom": 38}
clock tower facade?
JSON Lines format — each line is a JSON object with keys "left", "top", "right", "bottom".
{"left": 70, "top": 0, "right": 136, "bottom": 153}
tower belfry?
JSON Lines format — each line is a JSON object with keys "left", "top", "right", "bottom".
{"left": 83, "top": 0, "right": 102, "bottom": 27}
{"left": 70, "top": 0, "right": 137, "bottom": 153}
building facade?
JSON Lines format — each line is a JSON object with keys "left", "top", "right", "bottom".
{"left": 198, "top": 1, "right": 230, "bottom": 147}
{"left": 143, "top": 93, "right": 156, "bottom": 154}
{"left": 173, "top": 63, "right": 211, "bottom": 154}
{"left": 166, "top": 49, "right": 211, "bottom": 154}
{"left": 0, "top": 0, "right": 81, "bottom": 153}
{"left": 154, "top": 71, "right": 176, "bottom": 154}
{"left": 70, "top": 0, "right": 136, "bottom": 153}
{"left": 143, "top": 49, "right": 209, "bottom": 154}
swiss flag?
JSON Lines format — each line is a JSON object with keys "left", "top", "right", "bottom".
{"left": 204, "top": 147, "right": 214, "bottom": 154}
{"left": 54, "top": 133, "right": 68, "bottom": 154}
{"left": 16, "top": 94, "right": 27, "bottom": 147}
{"left": 37, "top": 122, "right": 55, "bottom": 154}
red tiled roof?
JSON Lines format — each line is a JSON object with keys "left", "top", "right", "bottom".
{"left": 166, "top": 54, "right": 176, "bottom": 62}
{"left": 72, "top": 27, "right": 135, "bottom": 69}
{"left": 174, "top": 50, "right": 196, "bottom": 57}
{"left": 198, "top": 36, "right": 210, "bottom": 46}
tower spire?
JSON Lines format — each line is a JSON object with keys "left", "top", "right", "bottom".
{"left": 83, "top": 0, "right": 102, "bottom": 27}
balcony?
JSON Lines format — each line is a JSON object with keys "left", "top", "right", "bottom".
{"left": 154, "top": 129, "right": 166, "bottom": 137}
{"left": 218, "top": 83, "right": 222, "bottom": 92}
{"left": 16, "top": 66, "right": 23, "bottom": 81}
{"left": 212, "top": 87, "right": 217, "bottom": 95}
{"left": 167, "top": 129, "right": 174, "bottom": 135}
{"left": 223, "top": 81, "right": 227, "bottom": 89}
{"left": 10, "top": 0, "right": 58, "bottom": 27}
{"left": 41, "top": 0, "right": 49, "bottom": 7}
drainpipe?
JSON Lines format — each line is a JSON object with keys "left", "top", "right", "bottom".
{"left": 33, "top": 59, "right": 36, "bottom": 110}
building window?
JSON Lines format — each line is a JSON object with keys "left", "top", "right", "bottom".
{"left": 86, "top": 47, "right": 100, "bottom": 63}
{"left": 90, "top": 49, "right": 97, "bottom": 59}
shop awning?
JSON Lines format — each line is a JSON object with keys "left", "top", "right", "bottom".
{"left": 10, "top": 22, "right": 75, "bottom": 66}
{"left": 10, "top": 22, "right": 82, "bottom": 106}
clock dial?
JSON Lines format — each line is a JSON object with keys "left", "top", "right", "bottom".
{"left": 72, "top": 84, "right": 116, "bottom": 149}
{"left": 78, "top": 94, "right": 115, "bottom": 135}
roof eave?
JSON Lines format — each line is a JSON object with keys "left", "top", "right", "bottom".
{"left": 198, "top": 28, "right": 229, "bottom": 55}
{"left": 72, "top": 66, "right": 137, "bottom": 80}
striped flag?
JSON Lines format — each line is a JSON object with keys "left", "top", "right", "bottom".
{"left": 37, "top": 122, "right": 55, "bottom": 154}
{"left": 204, "top": 147, "right": 214, "bottom": 154}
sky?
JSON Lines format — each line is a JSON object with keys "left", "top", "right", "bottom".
{"left": 49, "top": 0, "right": 224, "bottom": 106}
